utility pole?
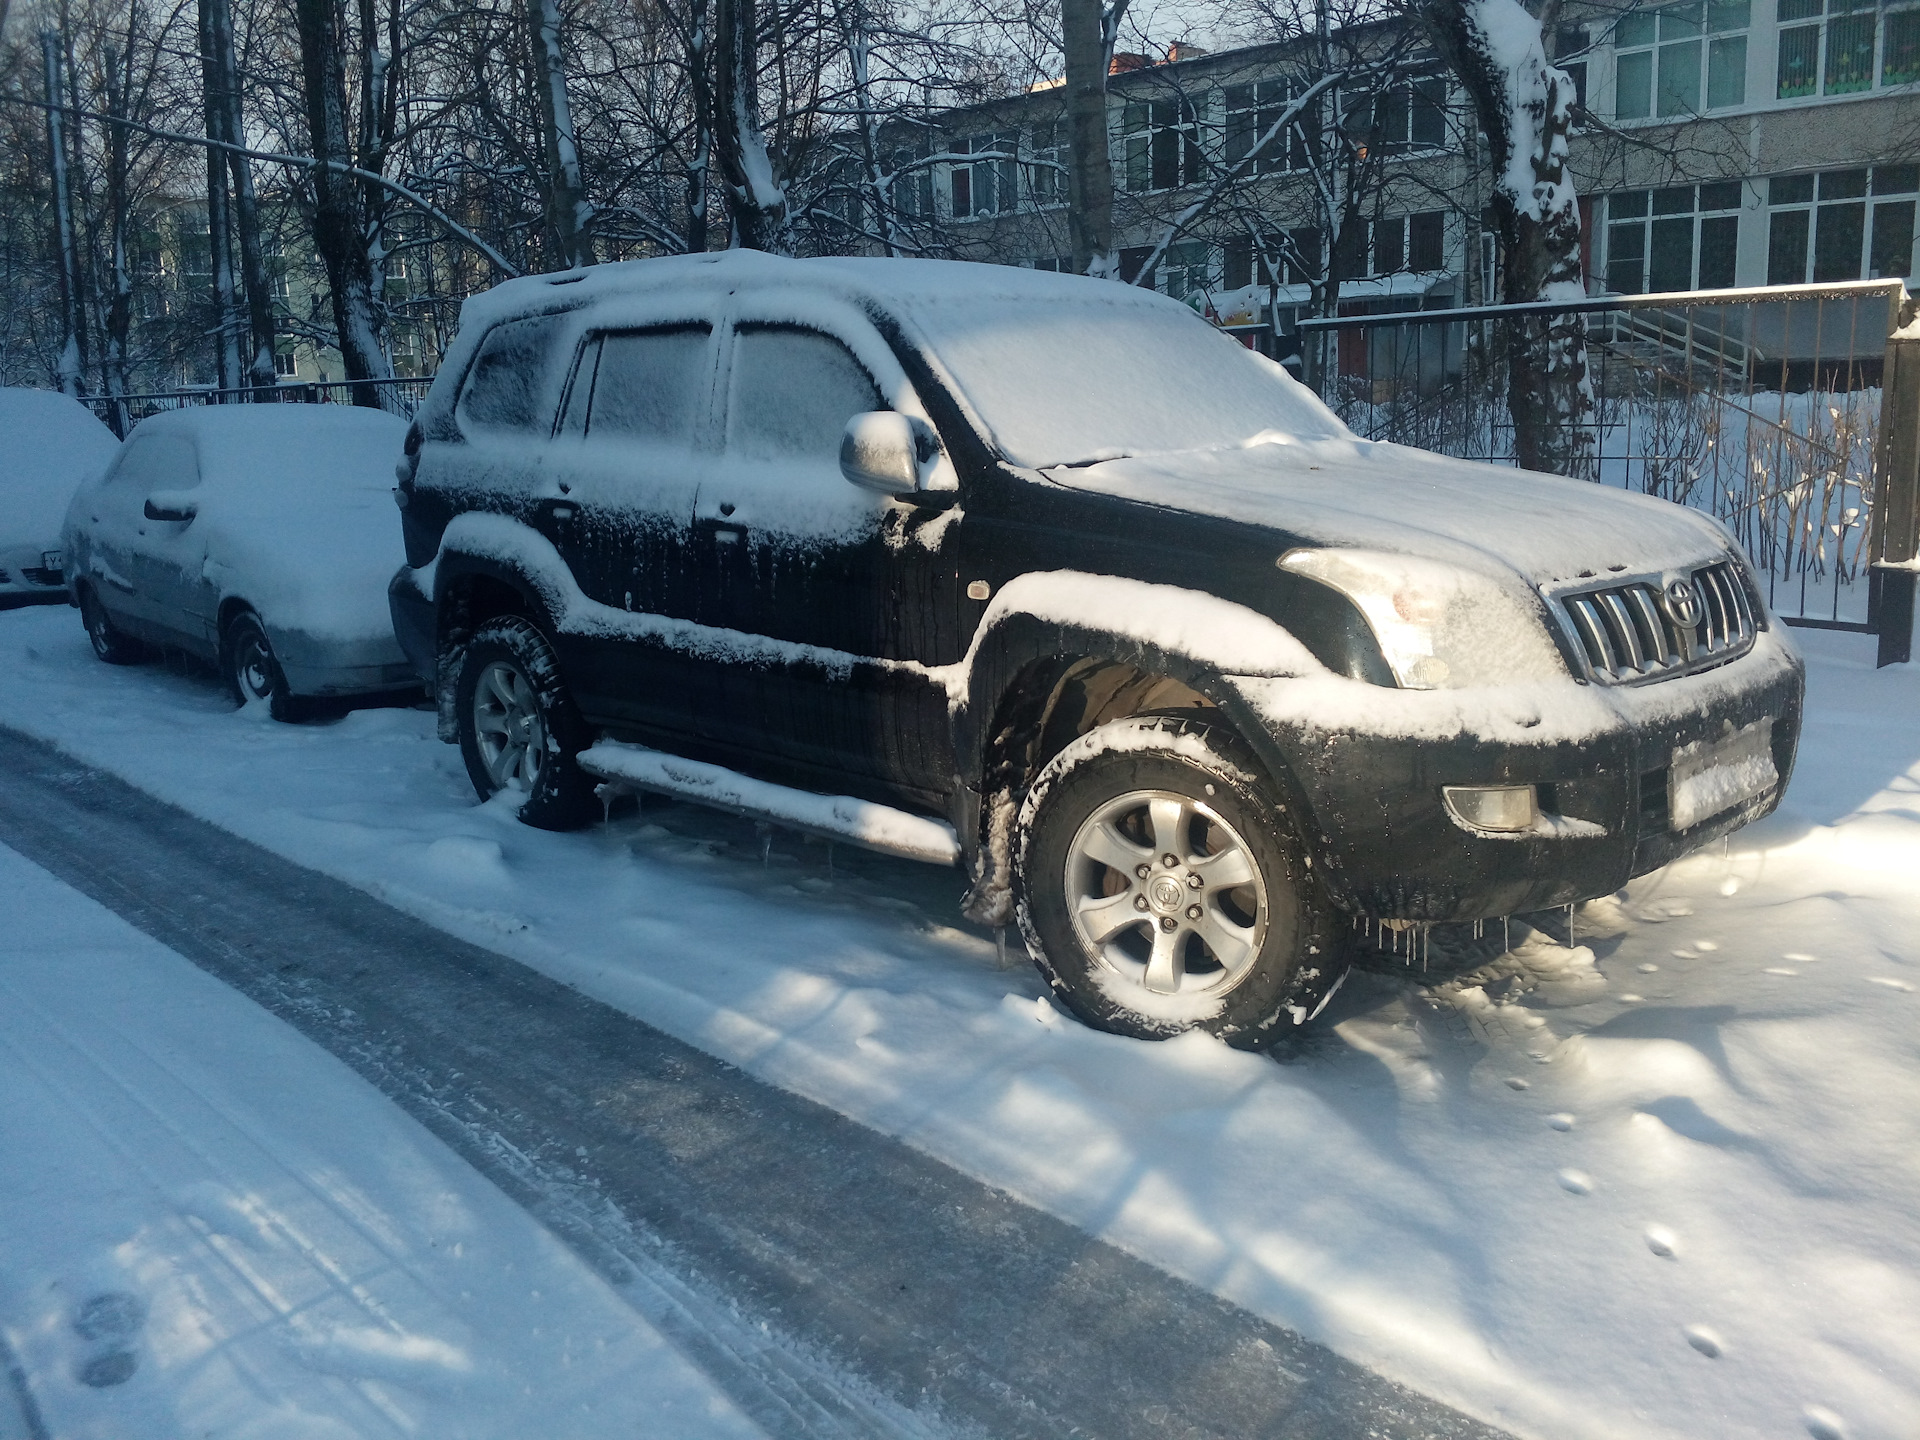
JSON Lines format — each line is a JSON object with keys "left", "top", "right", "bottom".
{"left": 42, "top": 30, "right": 86, "bottom": 398}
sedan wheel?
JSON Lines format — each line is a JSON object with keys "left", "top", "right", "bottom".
{"left": 221, "top": 609, "right": 299, "bottom": 720}
{"left": 80, "top": 588, "right": 143, "bottom": 665}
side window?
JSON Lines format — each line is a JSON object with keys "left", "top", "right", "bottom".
{"left": 458, "top": 313, "right": 567, "bottom": 432}
{"left": 726, "top": 326, "right": 882, "bottom": 463}
{"left": 587, "top": 325, "right": 713, "bottom": 443}
{"left": 110, "top": 432, "right": 198, "bottom": 492}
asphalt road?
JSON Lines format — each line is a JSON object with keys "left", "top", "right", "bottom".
{"left": 0, "top": 722, "right": 1514, "bottom": 1440}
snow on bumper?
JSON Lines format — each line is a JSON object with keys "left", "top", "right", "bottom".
{"left": 1222, "top": 628, "right": 1806, "bottom": 922}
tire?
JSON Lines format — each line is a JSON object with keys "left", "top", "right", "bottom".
{"left": 79, "top": 586, "right": 143, "bottom": 665}
{"left": 454, "top": 615, "right": 598, "bottom": 831}
{"left": 1013, "top": 715, "right": 1347, "bottom": 1050}
{"left": 221, "top": 608, "right": 300, "bottom": 721}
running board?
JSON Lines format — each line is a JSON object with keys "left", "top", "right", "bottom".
{"left": 578, "top": 740, "right": 962, "bottom": 868}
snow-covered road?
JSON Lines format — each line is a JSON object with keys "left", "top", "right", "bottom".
{"left": 0, "top": 843, "right": 768, "bottom": 1440}
{"left": 1, "top": 602, "right": 1916, "bottom": 1440}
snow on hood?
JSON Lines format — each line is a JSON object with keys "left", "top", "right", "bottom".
{"left": 0, "top": 388, "right": 120, "bottom": 548}
{"left": 133, "top": 406, "right": 408, "bottom": 643}
{"left": 1049, "top": 435, "right": 1740, "bottom": 588}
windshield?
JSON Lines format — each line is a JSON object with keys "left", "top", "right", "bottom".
{"left": 896, "top": 290, "right": 1348, "bottom": 467}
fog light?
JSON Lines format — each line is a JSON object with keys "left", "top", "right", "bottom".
{"left": 1443, "top": 784, "right": 1538, "bottom": 833}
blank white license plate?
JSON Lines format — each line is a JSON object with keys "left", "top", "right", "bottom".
{"left": 1669, "top": 719, "right": 1777, "bottom": 832}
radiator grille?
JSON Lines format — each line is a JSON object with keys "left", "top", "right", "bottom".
{"left": 1553, "top": 561, "right": 1757, "bottom": 685}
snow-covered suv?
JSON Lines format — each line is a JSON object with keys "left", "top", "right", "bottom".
{"left": 389, "top": 253, "right": 1803, "bottom": 1049}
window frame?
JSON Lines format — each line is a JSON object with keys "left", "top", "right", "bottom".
{"left": 1776, "top": 0, "right": 1920, "bottom": 98}
{"left": 1765, "top": 166, "right": 1918, "bottom": 282}
{"left": 1613, "top": 0, "right": 1749, "bottom": 119}
{"left": 1601, "top": 181, "right": 1746, "bottom": 293}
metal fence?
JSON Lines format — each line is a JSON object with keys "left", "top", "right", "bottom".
{"left": 1296, "top": 279, "right": 1916, "bottom": 637}
{"left": 84, "top": 375, "right": 433, "bottom": 433}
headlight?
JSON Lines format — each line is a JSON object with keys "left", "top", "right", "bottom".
{"left": 1279, "top": 548, "right": 1564, "bottom": 689}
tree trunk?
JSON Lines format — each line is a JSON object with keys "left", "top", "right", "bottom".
{"left": 527, "top": 0, "right": 593, "bottom": 268}
{"left": 199, "top": 0, "right": 242, "bottom": 392}
{"left": 685, "top": 0, "right": 710, "bottom": 252}
{"left": 714, "top": 0, "right": 786, "bottom": 249}
{"left": 1060, "top": 0, "right": 1115, "bottom": 276}
{"left": 295, "top": 0, "right": 391, "bottom": 399}
{"left": 102, "top": 43, "right": 134, "bottom": 433}
{"left": 206, "top": 0, "right": 277, "bottom": 389}
{"left": 1406, "top": 0, "right": 1593, "bottom": 477}
{"left": 42, "top": 30, "right": 86, "bottom": 397}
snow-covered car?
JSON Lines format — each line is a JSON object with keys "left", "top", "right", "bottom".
{"left": 0, "top": 388, "right": 120, "bottom": 607}
{"left": 388, "top": 253, "right": 1804, "bottom": 1049}
{"left": 64, "top": 405, "right": 418, "bottom": 718}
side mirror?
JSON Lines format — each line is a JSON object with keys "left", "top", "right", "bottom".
{"left": 144, "top": 492, "right": 198, "bottom": 523}
{"left": 840, "top": 411, "right": 937, "bottom": 494}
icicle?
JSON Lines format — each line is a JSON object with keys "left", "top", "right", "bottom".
{"left": 826, "top": 840, "right": 835, "bottom": 881}
{"left": 756, "top": 821, "right": 772, "bottom": 869}
{"left": 994, "top": 927, "right": 1012, "bottom": 969}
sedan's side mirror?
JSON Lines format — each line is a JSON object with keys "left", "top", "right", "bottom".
{"left": 144, "top": 492, "right": 198, "bottom": 523}
{"left": 840, "top": 411, "right": 937, "bottom": 494}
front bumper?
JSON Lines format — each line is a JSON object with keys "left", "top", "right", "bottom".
{"left": 0, "top": 542, "right": 68, "bottom": 606}
{"left": 1224, "top": 628, "right": 1805, "bottom": 922}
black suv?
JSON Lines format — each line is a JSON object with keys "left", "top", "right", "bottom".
{"left": 390, "top": 253, "right": 1803, "bottom": 1049}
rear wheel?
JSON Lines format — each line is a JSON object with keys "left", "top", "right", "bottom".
{"left": 454, "top": 615, "right": 598, "bottom": 831}
{"left": 80, "top": 587, "right": 143, "bottom": 665}
{"left": 1013, "top": 716, "right": 1346, "bottom": 1049}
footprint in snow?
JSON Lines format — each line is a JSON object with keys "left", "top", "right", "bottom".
{"left": 1548, "top": 1113, "right": 1576, "bottom": 1131}
{"left": 1503, "top": 1076, "right": 1530, "bottom": 1090}
{"left": 1638, "top": 963, "right": 1660, "bottom": 973}
{"left": 1645, "top": 1225, "right": 1679, "bottom": 1258}
{"left": 1556, "top": 1168, "right": 1593, "bottom": 1195}
{"left": 1693, "top": 939, "right": 1719, "bottom": 951}
{"left": 1683, "top": 1324, "right": 1724, "bottom": 1357}
{"left": 1803, "top": 1405, "right": 1849, "bottom": 1440}
{"left": 1765, "top": 967, "right": 1798, "bottom": 976}
{"left": 1867, "top": 977, "right": 1914, "bottom": 992}
{"left": 72, "top": 1290, "right": 145, "bottom": 1388}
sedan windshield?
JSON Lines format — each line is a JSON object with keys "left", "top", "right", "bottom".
{"left": 896, "top": 291, "right": 1348, "bottom": 468}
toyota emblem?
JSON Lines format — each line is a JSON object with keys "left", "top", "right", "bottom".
{"left": 1661, "top": 577, "right": 1703, "bottom": 628}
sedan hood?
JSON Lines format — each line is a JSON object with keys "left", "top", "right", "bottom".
{"left": 1045, "top": 436, "right": 1738, "bottom": 588}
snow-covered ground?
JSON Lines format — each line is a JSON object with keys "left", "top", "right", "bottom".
{"left": 0, "top": 842, "right": 768, "bottom": 1439}
{"left": 1, "top": 602, "right": 1916, "bottom": 1440}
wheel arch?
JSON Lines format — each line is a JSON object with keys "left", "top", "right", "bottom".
{"left": 954, "top": 606, "right": 1325, "bottom": 926}
{"left": 430, "top": 549, "right": 555, "bottom": 743}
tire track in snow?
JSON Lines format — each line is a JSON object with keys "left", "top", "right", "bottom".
{"left": 0, "top": 723, "right": 1514, "bottom": 1440}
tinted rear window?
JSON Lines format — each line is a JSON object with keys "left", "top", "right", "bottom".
{"left": 458, "top": 314, "right": 569, "bottom": 432}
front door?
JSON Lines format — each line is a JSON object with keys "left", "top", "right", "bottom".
{"left": 691, "top": 319, "right": 964, "bottom": 796}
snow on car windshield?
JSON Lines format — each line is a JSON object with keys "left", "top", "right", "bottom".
{"left": 898, "top": 291, "right": 1347, "bottom": 467}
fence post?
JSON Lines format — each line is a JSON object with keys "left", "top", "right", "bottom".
{"left": 1872, "top": 297, "right": 1919, "bottom": 668}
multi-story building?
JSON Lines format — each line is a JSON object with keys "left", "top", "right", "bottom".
{"left": 900, "top": 3, "right": 1918, "bottom": 356}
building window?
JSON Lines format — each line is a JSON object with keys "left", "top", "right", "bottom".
{"left": 1123, "top": 95, "right": 1205, "bottom": 192}
{"left": 1615, "top": 0, "right": 1748, "bottom": 118}
{"left": 1371, "top": 71, "right": 1449, "bottom": 152}
{"left": 1025, "top": 121, "right": 1068, "bottom": 207}
{"left": 888, "top": 141, "right": 934, "bottom": 220}
{"left": 950, "top": 132, "right": 1017, "bottom": 219}
{"left": 274, "top": 352, "right": 298, "bottom": 378}
{"left": 1224, "top": 78, "right": 1320, "bottom": 173}
{"left": 1371, "top": 212, "right": 1446, "bottom": 272}
{"left": 1768, "top": 167, "right": 1917, "bottom": 281}
{"left": 1556, "top": 25, "right": 1592, "bottom": 108}
{"left": 1604, "top": 181, "right": 1743, "bottom": 292}
{"left": 1778, "top": 0, "right": 1919, "bottom": 95}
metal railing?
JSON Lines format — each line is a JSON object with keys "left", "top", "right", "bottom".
{"left": 1296, "top": 279, "right": 1914, "bottom": 634}
{"left": 84, "top": 375, "right": 434, "bottom": 432}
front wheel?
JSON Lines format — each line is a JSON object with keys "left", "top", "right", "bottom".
{"left": 221, "top": 608, "right": 300, "bottom": 720}
{"left": 1013, "top": 716, "right": 1347, "bottom": 1050}
{"left": 454, "top": 615, "right": 598, "bottom": 831}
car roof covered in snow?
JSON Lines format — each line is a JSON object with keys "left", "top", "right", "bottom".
{"left": 0, "top": 388, "right": 121, "bottom": 546}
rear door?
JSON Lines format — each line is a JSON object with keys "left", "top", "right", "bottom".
{"left": 544, "top": 323, "right": 721, "bottom": 736}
